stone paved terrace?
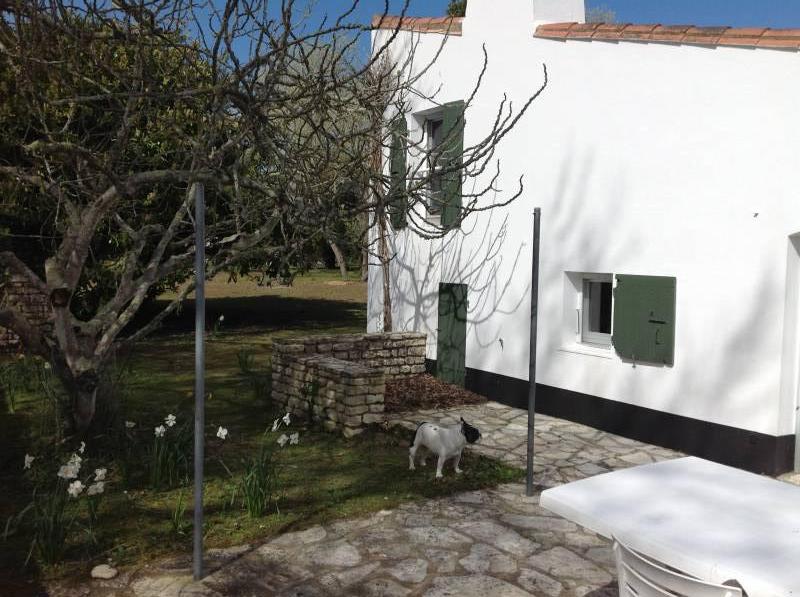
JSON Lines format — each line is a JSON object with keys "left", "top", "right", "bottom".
{"left": 52, "top": 402, "right": 797, "bottom": 597}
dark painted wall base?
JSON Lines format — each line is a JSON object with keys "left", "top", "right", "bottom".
{"left": 425, "top": 359, "right": 795, "bottom": 475}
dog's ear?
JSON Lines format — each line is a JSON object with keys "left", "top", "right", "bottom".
{"left": 460, "top": 417, "right": 465, "bottom": 423}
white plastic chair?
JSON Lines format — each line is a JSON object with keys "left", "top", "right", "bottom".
{"left": 613, "top": 537, "right": 743, "bottom": 597}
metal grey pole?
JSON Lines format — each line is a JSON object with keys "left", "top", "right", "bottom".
{"left": 526, "top": 208, "right": 541, "bottom": 497}
{"left": 193, "top": 183, "right": 205, "bottom": 580}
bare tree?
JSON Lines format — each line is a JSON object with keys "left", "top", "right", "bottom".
{"left": 0, "top": 0, "right": 545, "bottom": 432}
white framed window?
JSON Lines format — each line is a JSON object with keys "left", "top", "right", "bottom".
{"left": 581, "top": 274, "right": 613, "bottom": 346}
{"left": 574, "top": 273, "right": 613, "bottom": 348}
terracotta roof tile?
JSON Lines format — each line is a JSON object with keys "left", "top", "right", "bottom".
{"left": 593, "top": 23, "right": 628, "bottom": 39}
{"left": 566, "top": 23, "right": 602, "bottom": 39}
{"left": 371, "top": 14, "right": 463, "bottom": 35}
{"left": 534, "top": 22, "right": 800, "bottom": 51}
{"left": 533, "top": 22, "right": 576, "bottom": 38}
{"left": 650, "top": 25, "right": 693, "bottom": 43}
{"left": 758, "top": 29, "right": 800, "bottom": 49}
{"left": 682, "top": 26, "right": 729, "bottom": 45}
{"left": 718, "top": 27, "right": 767, "bottom": 47}
{"left": 620, "top": 24, "right": 659, "bottom": 41}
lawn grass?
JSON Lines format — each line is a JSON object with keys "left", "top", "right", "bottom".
{"left": 0, "top": 270, "right": 522, "bottom": 590}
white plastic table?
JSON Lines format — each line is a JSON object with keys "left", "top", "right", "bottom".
{"left": 540, "top": 456, "right": 800, "bottom": 597}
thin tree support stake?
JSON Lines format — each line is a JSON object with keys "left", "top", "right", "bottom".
{"left": 526, "top": 208, "right": 541, "bottom": 497}
{"left": 193, "top": 183, "right": 206, "bottom": 580}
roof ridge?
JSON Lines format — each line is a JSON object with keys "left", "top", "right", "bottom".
{"left": 535, "top": 22, "right": 800, "bottom": 49}
{"left": 371, "top": 14, "right": 463, "bottom": 36}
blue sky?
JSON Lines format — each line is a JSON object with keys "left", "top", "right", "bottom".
{"left": 329, "top": 0, "right": 800, "bottom": 28}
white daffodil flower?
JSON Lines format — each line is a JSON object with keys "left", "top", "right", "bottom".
{"left": 68, "top": 453, "right": 82, "bottom": 467}
{"left": 125, "top": 421, "right": 136, "bottom": 429}
{"left": 282, "top": 412, "right": 291, "bottom": 425}
{"left": 94, "top": 468, "right": 107, "bottom": 481}
{"left": 277, "top": 434, "right": 289, "bottom": 447}
{"left": 216, "top": 426, "right": 228, "bottom": 440}
{"left": 67, "top": 480, "right": 85, "bottom": 498}
{"left": 78, "top": 441, "right": 86, "bottom": 454}
{"left": 271, "top": 418, "right": 280, "bottom": 432}
{"left": 218, "top": 314, "right": 225, "bottom": 322}
{"left": 23, "top": 454, "right": 34, "bottom": 470}
{"left": 165, "top": 414, "right": 177, "bottom": 427}
{"left": 57, "top": 463, "right": 80, "bottom": 479}
{"left": 87, "top": 481, "right": 105, "bottom": 496}
{"left": 289, "top": 432, "right": 299, "bottom": 445}
{"left": 43, "top": 362, "right": 51, "bottom": 370}
{"left": 154, "top": 425, "right": 166, "bottom": 438}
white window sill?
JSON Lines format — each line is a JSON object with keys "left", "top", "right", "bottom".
{"left": 557, "top": 342, "right": 615, "bottom": 359}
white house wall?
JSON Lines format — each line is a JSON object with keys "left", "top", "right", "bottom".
{"left": 368, "top": 15, "right": 800, "bottom": 439}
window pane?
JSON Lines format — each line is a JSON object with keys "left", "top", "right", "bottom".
{"left": 429, "top": 171, "right": 443, "bottom": 213}
{"left": 587, "top": 281, "right": 613, "bottom": 334}
{"left": 429, "top": 119, "right": 444, "bottom": 148}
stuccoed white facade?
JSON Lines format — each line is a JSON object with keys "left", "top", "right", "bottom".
{"left": 368, "top": 0, "right": 800, "bottom": 473}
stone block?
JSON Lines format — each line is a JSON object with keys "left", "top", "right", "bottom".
{"left": 280, "top": 344, "right": 305, "bottom": 354}
{"left": 342, "top": 426, "right": 364, "bottom": 438}
{"left": 343, "top": 393, "right": 366, "bottom": 405}
{"left": 345, "top": 404, "right": 369, "bottom": 416}
{"left": 368, "top": 404, "right": 385, "bottom": 413}
{"left": 362, "top": 413, "right": 385, "bottom": 425}
{"left": 365, "top": 394, "right": 383, "bottom": 405}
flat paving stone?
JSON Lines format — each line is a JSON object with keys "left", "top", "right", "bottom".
{"left": 423, "top": 574, "right": 534, "bottom": 597}
{"left": 528, "top": 547, "right": 613, "bottom": 585}
{"left": 459, "top": 543, "right": 518, "bottom": 574}
{"left": 517, "top": 568, "right": 564, "bottom": 597}
{"left": 452, "top": 520, "right": 539, "bottom": 557}
{"left": 386, "top": 558, "right": 428, "bottom": 584}
{"left": 357, "top": 577, "right": 412, "bottom": 596}
{"left": 307, "top": 540, "right": 361, "bottom": 568}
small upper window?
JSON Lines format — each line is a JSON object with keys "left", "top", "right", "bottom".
{"left": 581, "top": 274, "right": 613, "bottom": 346}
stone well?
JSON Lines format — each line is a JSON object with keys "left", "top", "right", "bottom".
{"left": 270, "top": 332, "right": 426, "bottom": 437}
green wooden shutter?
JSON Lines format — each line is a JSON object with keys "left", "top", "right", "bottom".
{"left": 440, "top": 101, "right": 464, "bottom": 229}
{"left": 389, "top": 116, "right": 408, "bottom": 230}
{"left": 437, "top": 283, "right": 468, "bottom": 386}
{"left": 612, "top": 275, "right": 676, "bottom": 365}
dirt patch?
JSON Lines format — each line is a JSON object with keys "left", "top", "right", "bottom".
{"left": 385, "top": 374, "right": 487, "bottom": 413}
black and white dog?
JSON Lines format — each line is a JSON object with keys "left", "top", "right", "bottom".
{"left": 409, "top": 417, "right": 482, "bottom": 478}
